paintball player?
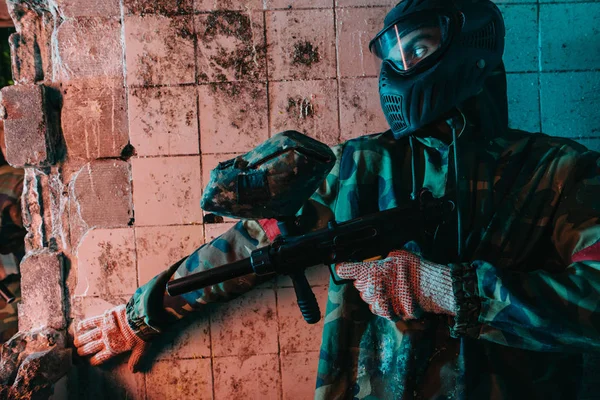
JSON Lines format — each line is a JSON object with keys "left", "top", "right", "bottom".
{"left": 74, "top": 0, "right": 600, "bottom": 398}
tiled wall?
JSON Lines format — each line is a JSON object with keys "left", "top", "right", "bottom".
{"left": 61, "top": 0, "right": 600, "bottom": 399}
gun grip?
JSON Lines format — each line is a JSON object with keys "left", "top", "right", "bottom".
{"left": 290, "top": 271, "right": 320, "bottom": 324}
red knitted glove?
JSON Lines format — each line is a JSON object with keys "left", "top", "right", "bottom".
{"left": 74, "top": 305, "right": 148, "bottom": 372}
{"left": 335, "top": 250, "right": 456, "bottom": 320}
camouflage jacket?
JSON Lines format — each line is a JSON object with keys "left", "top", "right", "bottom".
{"left": 126, "top": 70, "right": 600, "bottom": 399}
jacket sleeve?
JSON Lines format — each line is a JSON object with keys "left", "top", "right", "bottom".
{"left": 451, "top": 151, "right": 600, "bottom": 352}
{"left": 126, "top": 145, "right": 343, "bottom": 341}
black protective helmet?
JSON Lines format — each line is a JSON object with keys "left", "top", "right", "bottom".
{"left": 369, "top": 0, "right": 505, "bottom": 138}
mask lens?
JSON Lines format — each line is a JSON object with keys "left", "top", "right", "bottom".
{"left": 370, "top": 14, "right": 450, "bottom": 73}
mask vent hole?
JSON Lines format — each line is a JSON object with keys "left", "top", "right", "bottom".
{"left": 382, "top": 94, "right": 407, "bottom": 132}
{"left": 460, "top": 21, "right": 496, "bottom": 50}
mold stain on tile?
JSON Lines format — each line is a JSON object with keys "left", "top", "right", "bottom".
{"left": 200, "top": 10, "right": 266, "bottom": 81}
{"left": 292, "top": 41, "right": 320, "bottom": 67}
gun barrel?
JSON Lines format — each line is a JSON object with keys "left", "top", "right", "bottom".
{"left": 166, "top": 257, "right": 253, "bottom": 296}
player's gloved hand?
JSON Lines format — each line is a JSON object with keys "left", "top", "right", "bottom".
{"left": 74, "top": 304, "right": 148, "bottom": 372}
{"left": 335, "top": 250, "right": 457, "bottom": 320}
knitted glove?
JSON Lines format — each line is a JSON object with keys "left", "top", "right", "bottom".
{"left": 74, "top": 305, "right": 148, "bottom": 372}
{"left": 335, "top": 250, "right": 457, "bottom": 321}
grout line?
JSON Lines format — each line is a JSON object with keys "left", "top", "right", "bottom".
{"left": 263, "top": 10, "right": 273, "bottom": 139}
{"left": 117, "top": 5, "right": 146, "bottom": 397}
{"left": 333, "top": 2, "right": 342, "bottom": 144}
{"left": 274, "top": 282, "right": 284, "bottom": 400}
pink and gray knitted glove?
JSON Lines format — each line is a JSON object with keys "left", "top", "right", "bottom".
{"left": 335, "top": 250, "right": 457, "bottom": 320}
{"left": 74, "top": 305, "right": 148, "bottom": 372}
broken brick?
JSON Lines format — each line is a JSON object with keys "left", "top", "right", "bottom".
{"left": 18, "top": 251, "right": 66, "bottom": 331}
{"left": 0, "top": 84, "right": 58, "bottom": 168}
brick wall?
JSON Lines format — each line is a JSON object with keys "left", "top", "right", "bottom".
{"left": 1, "top": 0, "right": 599, "bottom": 399}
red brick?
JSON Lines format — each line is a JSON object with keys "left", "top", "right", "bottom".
{"left": 199, "top": 82, "right": 268, "bottom": 153}
{"left": 130, "top": 156, "right": 202, "bottom": 226}
{"left": 336, "top": 7, "right": 389, "bottom": 78}
{"left": 0, "top": 2, "right": 9, "bottom": 22}
{"left": 70, "top": 160, "right": 133, "bottom": 233}
{"left": 266, "top": 9, "right": 336, "bottom": 81}
{"left": 124, "top": 15, "right": 195, "bottom": 86}
{"left": 146, "top": 359, "right": 212, "bottom": 400}
{"left": 74, "top": 228, "right": 138, "bottom": 297}
{"left": 18, "top": 251, "right": 66, "bottom": 331}
{"left": 0, "top": 84, "right": 58, "bottom": 167}
{"left": 55, "top": 0, "right": 121, "bottom": 18}
{"left": 196, "top": 11, "right": 266, "bottom": 82}
{"left": 128, "top": 86, "right": 199, "bottom": 156}
{"left": 281, "top": 352, "right": 319, "bottom": 400}
{"left": 210, "top": 289, "right": 278, "bottom": 357}
{"left": 62, "top": 86, "right": 129, "bottom": 160}
{"left": 269, "top": 79, "right": 340, "bottom": 146}
{"left": 213, "top": 354, "right": 281, "bottom": 400}
{"left": 56, "top": 18, "right": 124, "bottom": 87}
{"left": 6, "top": 3, "right": 53, "bottom": 84}
{"left": 135, "top": 225, "right": 204, "bottom": 286}
{"left": 339, "top": 78, "right": 389, "bottom": 141}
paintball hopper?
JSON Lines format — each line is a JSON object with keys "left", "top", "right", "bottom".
{"left": 201, "top": 130, "right": 336, "bottom": 219}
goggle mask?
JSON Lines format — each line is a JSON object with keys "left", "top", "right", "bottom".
{"left": 369, "top": 11, "right": 460, "bottom": 76}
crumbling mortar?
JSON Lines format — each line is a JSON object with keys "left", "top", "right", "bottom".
{"left": 46, "top": 0, "right": 67, "bottom": 82}
{"left": 39, "top": 170, "right": 54, "bottom": 249}
{"left": 49, "top": 167, "right": 69, "bottom": 252}
{"left": 66, "top": 165, "right": 89, "bottom": 249}
{"left": 22, "top": 168, "right": 46, "bottom": 251}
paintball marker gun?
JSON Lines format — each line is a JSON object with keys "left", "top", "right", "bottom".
{"left": 166, "top": 131, "right": 454, "bottom": 324}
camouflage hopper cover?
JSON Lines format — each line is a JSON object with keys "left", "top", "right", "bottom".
{"left": 201, "top": 130, "right": 336, "bottom": 219}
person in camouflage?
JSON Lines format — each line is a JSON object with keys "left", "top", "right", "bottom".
{"left": 75, "top": 0, "right": 600, "bottom": 398}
